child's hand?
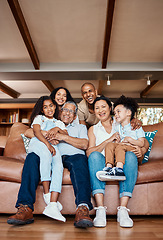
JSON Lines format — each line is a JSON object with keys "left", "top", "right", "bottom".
{"left": 111, "top": 132, "right": 120, "bottom": 143}
{"left": 46, "top": 142, "right": 56, "bottom": 156}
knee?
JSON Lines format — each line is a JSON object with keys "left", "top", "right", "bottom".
{"left": 88, "top": 151, "right": 101, "bottom": 162}
{"left": 124, "top": 151, "right": 138, "bottom": 171}
{"left": 26, "top": 152, "right": 40, "bottom": 166}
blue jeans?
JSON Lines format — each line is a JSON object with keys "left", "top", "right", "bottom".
{"left": 29, "top": 140, "right": 63, "bottom": 193}
{"left": 16, "top": 153, "right": 93, "bottom": 211}
{"left": 62, "top": 154, "right": 93, "bottom": 210}
{"left": 16, "top": 152, "right": 40, "bottom": 211}
{"left": 88, "top": 151, "right": 138, "bottom": 198}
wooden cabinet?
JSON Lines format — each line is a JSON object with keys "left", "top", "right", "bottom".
{"left": 0, "top": 103, "right": 35, "bottom": 136}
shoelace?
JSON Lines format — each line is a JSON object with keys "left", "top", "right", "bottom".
{"left": 17, "top": 204, "right": 29, "bottom": 214}
{"left": 94, "top": 206, "right": 107, "bottom": 211}
{"left": 106, "top": 167, "right": 116, "bottom": 175}
{"left": 77, "top": 206, "right": 89, "bottom": 216}
{"left": 117, "top": 206, "right": 130, "bottom": 212}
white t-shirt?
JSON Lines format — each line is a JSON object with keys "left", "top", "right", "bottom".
{"left": 31, "top": 115, "right": 66, "bottom": 131}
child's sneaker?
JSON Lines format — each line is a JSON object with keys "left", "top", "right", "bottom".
{"left": 43, "top": 193, "right": 63, "bottom": 211}
{"left": 97, "top": 167, "right": 126, "bottom": 181}
{"left": 96, "top": 167, "right": 112, "bottom": 181}
{"left": 43, "top": 202, "right": 66, "bottom": 222}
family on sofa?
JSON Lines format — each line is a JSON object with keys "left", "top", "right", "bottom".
{"left": 7, "top": 83, "right": 150, "bottom": 229}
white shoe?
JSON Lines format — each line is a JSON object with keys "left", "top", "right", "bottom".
{"left": 43, "top": 193, "right": 63, "bottom": 211}
{"left": 43, "top": 202, "right": 66, "bottom": 222}
{"left": 93, "top": 206, "right": 107, "bottom": 227}
{"left": 117, "top": 206, "right": 133, "bottom": 227}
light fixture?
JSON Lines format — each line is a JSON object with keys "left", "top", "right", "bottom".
{"left": 147, "top": 76, "right": 151, "bottom": 85}
{"left": 107, "top": 75, "right": 111, "bottom": 85}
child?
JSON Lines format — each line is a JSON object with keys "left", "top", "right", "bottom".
{"left": 97, "top": 95, "right": 145, "bottom": 181}
{"left": 28, "top": 96, "right": 67, "bottom": 222}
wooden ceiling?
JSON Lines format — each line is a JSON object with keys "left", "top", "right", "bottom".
{"left": 0, "top": 0, "right": 163, "bottom": 103}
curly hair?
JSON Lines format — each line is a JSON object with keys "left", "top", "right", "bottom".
{"left": 30, "top": 96, "right": 57, "bottom": 125}
{"left": 114, "top": 95, "right": 139, "bottom": 120}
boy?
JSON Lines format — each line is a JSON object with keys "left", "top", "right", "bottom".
{"left": 97, "top": 95, "right": 145, "bottom": 181}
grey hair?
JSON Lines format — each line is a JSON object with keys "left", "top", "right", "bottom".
{"left": 61, "top": 101, "right": 78, "bottom": 114}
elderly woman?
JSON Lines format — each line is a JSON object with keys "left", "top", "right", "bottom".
{"left": 87, "top": 96, "right": 149, "bottom": 228}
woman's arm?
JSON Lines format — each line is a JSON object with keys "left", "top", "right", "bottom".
{"left": 122, "top": 136, "right": 145, "bottom": 147}
{"left": 131, "top": 138, "right": 149, "bottom": 163}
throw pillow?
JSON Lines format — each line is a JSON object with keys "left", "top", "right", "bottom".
{"left": 21, "top": 134, "right": 30, "bottom": 153}
{"left": 142, "top": 130, "right": 158, "bottom": 164}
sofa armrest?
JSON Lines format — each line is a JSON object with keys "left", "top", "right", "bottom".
{"left": 0, "top": 147, "right": 4, "bottom": 156}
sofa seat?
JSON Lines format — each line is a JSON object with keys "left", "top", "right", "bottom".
{"left": 0, "top": 122, "right": 163, "bottom": 215}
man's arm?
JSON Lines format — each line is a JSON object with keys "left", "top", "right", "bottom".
{"left": 55, "top": 132, "right": 88, "bottom": 150}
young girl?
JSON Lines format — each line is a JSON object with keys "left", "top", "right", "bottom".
{"left": 28, "top": 96, "right": 67, "bottom": 222}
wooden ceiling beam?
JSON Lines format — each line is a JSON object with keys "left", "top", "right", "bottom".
{"left": 98, "top": 80, "right": 105, "bottom": 95}
{"left": 42, "top": 80, "right": 54, "bottom": 92}
{"left": 7, "top": 0, "right": 40, "bottom": 69}
{"left": 102, "top": 0, "right": 115, "bottom": 69}
{"left": 0, "top": 81, "right": 20, "bottom": 98}
{"left": 140, "top": 80, "right": 159, "bottom": 98}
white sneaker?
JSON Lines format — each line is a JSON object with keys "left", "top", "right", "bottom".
{"left": 43, "top": 202, "right": 66, "bottom": 222}
{"left": 43, "top": 193, "right": 63, "bottom": 211}
{"left": 93, "top": 206, "right": 107, "bottom": 227}
{"left": 117, "top": 206, "right": 133, "bottom": 227}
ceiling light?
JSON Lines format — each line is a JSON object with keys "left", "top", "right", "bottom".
{"left": 107, "top": 76, "right": 111, "bottom": 85}
{"left": 147, "top": 76, "right": 151, "bottom": 85}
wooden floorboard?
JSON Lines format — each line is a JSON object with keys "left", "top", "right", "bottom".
{"left": 0, "top": 215, "right": 163, "bottom": 240}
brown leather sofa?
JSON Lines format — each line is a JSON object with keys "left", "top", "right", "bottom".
{"left": 0, "top": 122, "right": 163, "bottom": 215}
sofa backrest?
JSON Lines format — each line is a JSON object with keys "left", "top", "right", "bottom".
{"left": 3, "top": 122, "right": 29, "bottom": 161}
{"left": 143, "top": 122, "right": 163, "bottom": 162}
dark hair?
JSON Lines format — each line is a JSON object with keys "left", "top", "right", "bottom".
{"left": 30, "top": 96, "right": 57, "bottom": 124}
{"left": 93, "top": 95, "right": 113, "bottom": 113}
{"left": 50, "top": 87, "right": 75, "bottom": 103}
{"left": 114, "top": 95, "right": 139, "bottom": 120}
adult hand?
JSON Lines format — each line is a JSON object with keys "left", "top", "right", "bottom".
{"left": 131, "top": 118, "right": 142, "bottom": 130}
{"left": 131, "top": 145, "right": 143, "bottom": 158}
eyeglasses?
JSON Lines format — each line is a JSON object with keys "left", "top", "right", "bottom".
{"left": 62, "top": 108, "right": 75, "bottom": 114}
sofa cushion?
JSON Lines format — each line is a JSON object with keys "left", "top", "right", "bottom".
{"left": 137, "top": 159, "right": 163, "bottom": 184}
{"left": 0, "top": 156, "right": 72, "bottom": 185}
{"left": 3, "top": 123, "right": 29, "bottom": 161}
{"left": 142, "top": 130, "right": 158, "bottom": 164}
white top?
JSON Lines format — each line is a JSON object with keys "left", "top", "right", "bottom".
{"left": 31, "top": 115, "right": 66, "bottom": 130}
{"left": 93, "top": 121, "right": 116, "bottom": 156}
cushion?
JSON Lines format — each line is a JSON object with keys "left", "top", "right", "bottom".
{"left": 142, "top": 130, "right": 158, "bottom": 164}
{"left": 4, "top": 123, "right": 29, "bottom": 161}
{"left": 21, "top": 134, "right": 30, "bottom": 153}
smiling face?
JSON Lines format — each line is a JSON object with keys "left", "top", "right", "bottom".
{"left": 114, "top": 104, "right": 131, "bottom": 124}
{"left": 42, "top": 99, "right": 56, "bottom": 119}
{"left": 54, "top": 88, "right": 67, "bottom": 106}
{"left": 60, "top": 103, "right": 76, "bottom": 126}
{"left": 81, "top": 84, "right": 97, "bottom": 105}
{"left": 94, "top": 100, "right": 111, "bottom": 122}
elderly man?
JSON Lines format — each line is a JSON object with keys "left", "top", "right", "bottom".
{"left": 7, "top": 101, "right": 93, "bottom": 228}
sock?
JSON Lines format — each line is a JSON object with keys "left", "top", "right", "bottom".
{"left": 77, "top": 203, "right": 89, "bottom": 210}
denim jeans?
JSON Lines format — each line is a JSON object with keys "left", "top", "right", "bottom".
{"left": 88, "top": 151, "right": 138, "bottom": 198}
{"left": 16, "top": 152, "right": 40, "bottom": 211}
{"left": 16, "top": 152, "right": 93, "bottom": 211}
{"left": 28, "top": 140, "right": 63, "bottom": 193}
{"left": 62, "top": 154, "right": 93, "bottom": 210}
